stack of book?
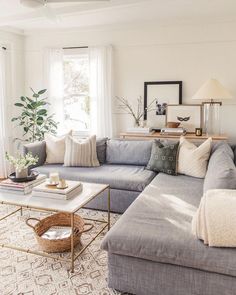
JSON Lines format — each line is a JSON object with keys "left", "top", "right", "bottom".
{"left": 160, "top": 127, "right": 187, "bottom": 136}
{"left": 32, "top": 180, "right": 82, "bottom": 200}
{"left": 0, "top": 174, "right": 47, "bottom": 195}
{"left": 126, "top": 127, "right": 154, "bottom": 134}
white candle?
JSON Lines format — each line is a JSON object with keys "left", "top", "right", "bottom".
{"left": 49, "top": 172, "right": 59, "bottom": 184}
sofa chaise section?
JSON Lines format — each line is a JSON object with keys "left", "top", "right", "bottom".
{"left": 101, "top": 173, "right": 236, "bottom": 294}
{"left": 36, "top": 164, "right": 156, "bottom": 213}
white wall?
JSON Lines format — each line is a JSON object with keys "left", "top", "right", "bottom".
{"left": 24, "top": 21, "right": 236, "bottom": 142}
{"left": 0, "top": 30, "right": 25, "bottom": 149}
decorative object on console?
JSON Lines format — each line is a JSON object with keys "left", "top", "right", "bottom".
{"left": 192, "top": 79, "right": 233, "bottom": 135}
{"left": 167, "top": 104, "right": 202, "bottom": 133}
{"left": 126, "top": 127, "right": 154, "bottom": 135}
{"left": 11, "top": 88, "right": 58, "bottom": 142}
{"left": 146, "top": 140, "right": 179, "bottom": 175}
{"left": 64, "top": 135, "right": 100, "bottom": 167}
{"left": 160, "top": 127, "right": 186, "bottom": 136}
{"left": 166, "top": 122, "right": 180, "bottom": 128}
{"left": 178, "top": 136, "right": 212, "bottom": 178}
{"left": 144, "top": 81, "right": 182, "bottom": 129}
{"left": 0, "top": 174, "right": 46, "bottom": 194}
{"left": 5, "top": 152, "right": 39, "bottom": 179}
{"left": 45, "top": 131, "right": 72, "bottom": 164}
{"left": 195, "top": 128, "right": 202, "bottom": 136}
{"left": 116, "top": 96, "right": 156, "bottom": 127}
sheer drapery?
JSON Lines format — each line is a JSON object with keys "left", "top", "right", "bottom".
{"left": 0, "top": 48, "right": 9, "bottom": 178}
{"left": 44, "top": 48, "right": 64, "bottom": 133}
{"left": 89, "top": 45, "right": 114, "bottom": 138}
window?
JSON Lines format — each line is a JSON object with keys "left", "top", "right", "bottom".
{"left": 63, "top": 49, "right": 90, "bottom": 133}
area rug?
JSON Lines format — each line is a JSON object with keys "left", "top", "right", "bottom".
{"left": 0, "top": 205, "right": 125, "bottom": 295}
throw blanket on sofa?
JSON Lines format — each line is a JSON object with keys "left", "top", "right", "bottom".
{"left": 192, "top": 189, "right": 236, "bottom": 247}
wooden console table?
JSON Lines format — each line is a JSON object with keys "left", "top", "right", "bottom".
{"left": 120, "top": 132, "right": 228, "bottom": 141}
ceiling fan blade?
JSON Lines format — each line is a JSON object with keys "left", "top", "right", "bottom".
{"left": 40, "top": 5, "right": 60, "bottom": 23}
{"left": 46, "top": 0, "right": 110, "bottom": 2}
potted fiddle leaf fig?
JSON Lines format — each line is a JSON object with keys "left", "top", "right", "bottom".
{"left": 12, "top": 88, "right": 58, "bottom": 142}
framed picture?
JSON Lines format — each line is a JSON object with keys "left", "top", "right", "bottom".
{"left": 166, "top": 104, "right": 202, "bottom": 133}
{"left": 144, "top": 81, "right": 182, "bottom": 129}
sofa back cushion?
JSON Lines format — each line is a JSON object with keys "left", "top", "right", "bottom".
{"left": 204, "top": 143, "right": 236, "bottom": 193}
{"left": 96, "top": 137, "right": 107, "bottom": 164}
{"left": 106, "top": 140, "right": 152, "bottom": 166}
{"left": 23, "top": 141, "right": 46, "bottom": 167}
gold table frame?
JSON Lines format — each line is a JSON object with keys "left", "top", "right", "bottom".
{"left": 0, "top": 185, "right": 110, "bottom": 273}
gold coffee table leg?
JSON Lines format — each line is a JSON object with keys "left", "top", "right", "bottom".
{"left": 108, "top": 187, "right": 111, "bottom": 231}
{"left": 71, "top": 213, "right": 75, "bottom": 273}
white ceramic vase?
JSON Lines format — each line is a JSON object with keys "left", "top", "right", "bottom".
{"left": 15, "top": 168, "right": 28, "bottom": 178}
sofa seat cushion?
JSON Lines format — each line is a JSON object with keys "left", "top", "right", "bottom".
{"left": 36, "top": 164, "right": 156, "bottom": 192}
{"left": 101, "top": 173, "right": 236, "bottom": 277}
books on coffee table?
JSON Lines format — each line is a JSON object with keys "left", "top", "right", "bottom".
{"left": 0, "top": 174, "right": 47, "bottom": 195}
{"left": 32, "top": 180, "right": 82, "bottom": 200}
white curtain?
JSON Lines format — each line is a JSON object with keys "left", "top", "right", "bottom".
{"left": 44, "top": 48, "right": 64, "bottom": 133}
{"left": 89, "top": 45, "right": 114, "bottom": 138}
{"left": 0, "top": 49, "right": 9, "bottom": 178}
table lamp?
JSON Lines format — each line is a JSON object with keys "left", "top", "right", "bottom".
{"left": 192, "top": 79, "right": 232, "bottom": 135}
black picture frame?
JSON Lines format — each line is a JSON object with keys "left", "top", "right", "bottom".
{"left": 144, "top": 81, "right": 182, "bottom": 127}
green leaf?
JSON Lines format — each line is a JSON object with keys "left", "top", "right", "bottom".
{"left": 11, "top": 117, "right": 18, "bottom": 122}
{"left": 26, "top": 97, "right": 33, "bottom": 103}
{"left": 33, "top": 93, "right": 39, "bottom": 98}
{"left": 20, "top": 96, "right": 26, "bottom": 101}
{"left": 38, "top": 89, "right": 47, "bottom": 95}
{"left": 37, "top": 109, "right": 47, "bottom": 116}
{"left": 27, "top": 104, "right": 33, "bottom": 110}
{"left": 14, "top": 103, "right": 24, "bottom": 107}
{"left": 24, "top": 127, "right": 29, "bottom": 133}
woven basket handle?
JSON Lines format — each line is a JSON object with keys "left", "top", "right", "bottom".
{"left": 25, "top": 218, "right": 41, "bottom": 231}
{"left": 74, "top": 223, "right": 93, "bottom": 235}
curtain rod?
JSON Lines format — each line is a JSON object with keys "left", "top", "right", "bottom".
{"left": 63, "top": 46, "right": 88, "bottom": 49}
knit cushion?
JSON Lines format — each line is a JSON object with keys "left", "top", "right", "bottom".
{"left": 178, "top": 136, "right": 212, "bottom": 178}
{"left": 146, "top": 140, "right": 179, "bottom": 175}
{"left": 45, "top": 131, "right": 72, "bottom": 164}
{"left": 64, "top": 135, "right": 100, "bottom": 167}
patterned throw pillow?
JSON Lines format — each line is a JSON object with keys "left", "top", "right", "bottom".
{"left": 64, "top": 135, "right": 100, "bottom": 167}
{"left": 146, "top": 140, "right": 179, "bottom": 175}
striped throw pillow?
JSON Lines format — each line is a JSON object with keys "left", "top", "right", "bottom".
{"left": 64, "top": 135, "right": 100, "bottom": 167}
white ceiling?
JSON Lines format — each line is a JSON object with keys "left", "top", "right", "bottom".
{"left": 1, "top": 0, "right": 236, "bottom": 34}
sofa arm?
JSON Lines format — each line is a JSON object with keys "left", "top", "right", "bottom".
{"left": 23, "top": 141, "right": 46, "bottom": 167}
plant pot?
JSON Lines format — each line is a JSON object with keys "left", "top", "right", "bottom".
{"left": 15, "top": 168, "right": 28, "bottom": 179}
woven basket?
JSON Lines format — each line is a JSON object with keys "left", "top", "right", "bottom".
{"left": 26, "top": 213, "right": 93, "bottom": 253}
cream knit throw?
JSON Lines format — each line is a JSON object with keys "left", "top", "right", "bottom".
{"left": 192, "top": 189, "right": 236, "bottom": 247}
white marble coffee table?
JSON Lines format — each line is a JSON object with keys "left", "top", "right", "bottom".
{"left": 0, "top": 182, "right": 110, "bottom": 272}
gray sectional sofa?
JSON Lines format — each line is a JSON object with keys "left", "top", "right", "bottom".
{"left": 24, "top": 138, "right": 236, "bottom": 295}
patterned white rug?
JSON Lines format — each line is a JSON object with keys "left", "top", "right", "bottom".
{"left": 0, "top": 205, "right": 125, "bottom": 295}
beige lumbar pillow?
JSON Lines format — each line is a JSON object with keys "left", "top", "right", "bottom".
{"left": 64, "top": 135, "right": 100, "bottom": 167}
{"left": 178, "top": 136, "right": 212, "bottom": 178}
{"left": 45, "top": 131, "right": 72, "bottom": 164}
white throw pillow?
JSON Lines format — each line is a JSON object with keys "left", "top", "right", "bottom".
{"left": 45, "top": 131, "right": 72, "bottom": 164}
{"left": 178, "top": 136, "right": 212, "bottom": 178}
{"left": 64, "top": 135, "right": 100, "bottom": 167}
